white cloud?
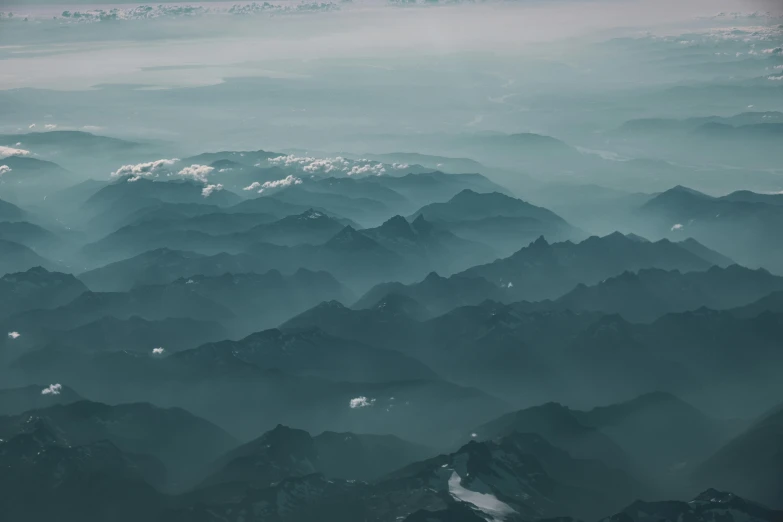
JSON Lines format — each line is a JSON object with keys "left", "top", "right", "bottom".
{"left": 303, "top": 157, "right": 350, "bottom": 173}
{"left": 202, "top": 183, "right": 223, "bottom": 197}
{"left": 82, "top": 125, "right": 104, "bottom": 132}
{"left": 28, "top": 123, "right": 36, "bottom": 129}
{"left": 347, "top": 163, "right": 385, "bottom": 176}
{"left": 249, "top": 175, "right": 304, "bottom": 194}
{"left": 44, "top": 124, "right": 57, "bottom": 130}
{"left": 671, "top": 223, "right": 684, "bottom": 231}
{"left": 349, "top": 396, "right": 375, "bottom": 408}
{"left": 177, "top": 164, "right": 214, "bottom": 183}
{"left": 111, "top": 158, "right": 179, "bottom": 181}
{"left": 762, "top": 47, "right": 782, "bottom": 54}
{"left": 255, "top": 175, "right": 302, "bottom": 193}
{"left": 152, "top": 347, "right": 165, "bottom": 355}
{"left": 41, "top": 383, "right": 62, "bottom": 395}
{"left": 269, "top": 154, "right": 316, "bottom": 167}
{"left": 268, "top": 154, "right": 349, "bottom": 174}
{"left": 0, "top": 165, "right": 11, "bottom": 177}
{"left": 768, "top": 75, "right": 783, "bottom": 81}
{"left": 7, "top": 331, "right": 20, "bottom": 339}
{"left": 267, "top": 154, "right": 386, "bottom": 177}
{"left": 0, "top": 146, "right": 31, "bottom": 159}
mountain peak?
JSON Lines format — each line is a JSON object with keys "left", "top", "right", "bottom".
{"left": 411, "top": 214, "right": 434, "bottom": 235}
{"left": 661, "top": 185, "right": 712, "bottom": 199}
{"left": 324, "top": 226, "right": 387, "bottom": 254}
{"left": 423, "top": 271, "right": 444, "bottom": 283}
{"left": 450, "top": 188, "right": 502, "bottom": 203}
{"left": 299, "top": 208, "right": 327, "bottom": 220}
{"left": 377, "top": 215, "right": 416, "bottom": 240}
{"left": 531, "top": 235, "right": 549, "bottom": 248}
{"left": 692, "top": 489, "right": 737, "bottom": 504}
{"left": 314, "top": 300, "right": 348, "bottom": 311}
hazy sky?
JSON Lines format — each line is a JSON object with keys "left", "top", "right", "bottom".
{"left": 1, "top": 0, "right": 780, "bottom": 155}
{"left": 1, "top": 0, "right": 780, "bottom": 90}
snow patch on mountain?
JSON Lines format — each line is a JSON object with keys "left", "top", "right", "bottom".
{"left": 448, "top": 470, "right": 516, "bottom": 522}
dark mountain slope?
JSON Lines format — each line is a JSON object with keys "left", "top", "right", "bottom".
{"left": 0, "top": 400, "right": 238, "bottom": 490}
{"left": 410, "top": 189, "right": 579, "bottom": 255}
{"left": 354, "top": 271, "right": 507, "bottom": 317}
{"left": 0, "top": 267, "right": 88, "bottom": 318}
{"left": 693, "top": 406, "right": 783, "bottom": 509}
{"left": 461, "top": 233, "right": 722, "bottom": 302}
{"left": 553, "top": 265, "right": 783, "bottom": 322}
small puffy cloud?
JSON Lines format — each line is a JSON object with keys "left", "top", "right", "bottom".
{"left": 256, "top": 175, "right": 302, "bottom": 193}
{"left": 177, "top": 164, "right": 214, "bottom": 183}
{"left": 202, "top": 183, "right": 223, "bottom": 197}
{"left": 152, "top": 347, "right": 165, "bottom": 355}
{"left": 111, "top": 158, "right": 179, "bottom": 181}
{"left": 269, "top": 154, "right": 316, "bottom": 168}
{"left": 303, "top": 157, "right": 350, "bottom": 174}
{"left": 762, "top": 47, "right": 782, "bottom": 55}
{"left": 268, "top": 154, "right": 346, "bottom": 173}
{"left": 268, "top": 154, "right": 386, "bottom": 177}
{"left": 249, "top": 176, "right": 303, "bottom": 194}
{"left": 671, "top": 223, "right": 684, "bottom": 231}
{"left": 41, "top": 383, "right": 62, "bottom": 395}
{"left": 29, "top": 123, "right": 36, "bottom": 129}
{"left": 348, "top": 163, "right": 385, "bottom": 176}
{"left": 44, "top": 124, "right": 57, "bottom": 130}
{"left": 0, "top": 165, "right": 11, "bottom": 177}
{"left": 768, "top": 75, "right": 783, "bottom": 81}
{"left": 7, "top": 331, "right": 20, "bottom": 339}
{"left": 349, "top": 396, "right": 375, "bottom": 409}
{"left": 507, "top": 282, "right": 514, "bottom": 288}
{"left": 0, "top": 146, "right": 31, "bottom": 159}
{"left": 471, "top": 432, "right": 477, "bottom": 438}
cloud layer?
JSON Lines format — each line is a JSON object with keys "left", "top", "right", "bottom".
{"left": 177, "top": 164, "right": 215, "bottom": 183}
{"left": 41, "top": 383, "right": 62, "bottom": 395}
{"left": 268, "top": 155, "right": 393, "bottom": 177}
{"left": 0, "top": 146, "right": 31, "bottom": 159}
{"left": 349, "top": 396, "right": 376, "bottom": 408}
{"left": 202, "top": 183, "right": 223, "bottom": 197}
{"left": 111, "top": 158, "right": 180, "bottom": 181}
{"left": 244, "top": 175, "right": 303, "bottom": 193}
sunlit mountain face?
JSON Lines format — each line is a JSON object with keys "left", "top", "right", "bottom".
{"left": 1, "top": 0, "right": 782, "bottom": 520}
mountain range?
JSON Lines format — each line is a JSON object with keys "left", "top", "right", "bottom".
{"left": 2, "top": 125, "right": 781, "bottom": 522}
